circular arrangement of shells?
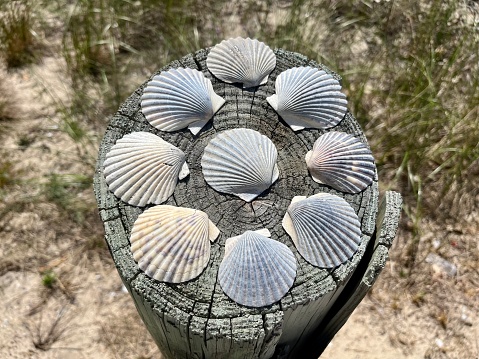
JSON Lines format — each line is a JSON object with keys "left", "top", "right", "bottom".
{"left": 103, "top": 37, "right": 376, "bottom": 308}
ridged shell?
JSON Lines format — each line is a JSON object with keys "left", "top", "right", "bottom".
{"left": 282, "top": 193, "right": 361, "bottom": 268}
{"left": 141, "top": 67, "right": 225, "bottom": 135}
{"left": 130, "top": 205, "right": 220, "bottom": 283}
{"left": 201, "top": 128, "right": 279, "bottom": 202}
{"left": 206, "top": 37, "right": 276, "bottom": 88}
{"left": 267, "top": 67, "right": 348, "bottom": 131}
{"left": 305, "top": 131, "right": 375, "bottom": 193}
{"left": 104, "top": 132, "right": 189, "bottom": 206}
{"left": 218, "top": 229, "right": 297, "bottom": 307}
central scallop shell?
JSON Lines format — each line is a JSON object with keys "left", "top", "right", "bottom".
{"left": 206, "top": 37, "right": 276, "bottom": 88}
{"left": 218, "top": 229, "right": 297, "bottom": 307}
{"left": 130, "top": 205, "right": 220, "bottom": 283}
{"left": 282, "top": 193, "right": 361, "bottom": 268}
{"left": 201, "top": 128, "right": 279, "bottom": 202}
{"left": 267, "top": 67, "right": 348, "bottom": 131}
{"left": 141, "top": 67, "right": 225, "bottom": 135}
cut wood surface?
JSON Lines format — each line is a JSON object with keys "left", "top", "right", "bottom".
{"left": 93, "top": 48, "right": 402, "bottom": 359}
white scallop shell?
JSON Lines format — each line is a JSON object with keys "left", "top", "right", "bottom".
{"left": 206, "top": 37, "right": 276, "bottom": 88}
{"left": 201, "top": 128, "right": 279, "bottom": 202}
{"left": 141, "top": 67, "right": 225, "bottom": 135}
{"left": 305, "top": 131, "right": 375, "bottom": 193}
{"left": 104, "top": 132, "right": 189, "bottom": 206}
{"left": 266, "top": 67, "right": 348, "bottom": 131}
{"left": 282, "top": 193, "right": 361, "bottom": 268}
{"left": 130, "top": 205, "right": 220, "bottom": 283}
{"left": 218, "top": 229, "right": 297, "bottom": 307}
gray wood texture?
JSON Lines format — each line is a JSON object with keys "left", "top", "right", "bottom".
{"left": 93, "top": 48, "right": 402, "bottom": 359}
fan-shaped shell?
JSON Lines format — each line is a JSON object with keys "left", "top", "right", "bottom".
{"left": 266, "top": 67, "right": 348, "bottom": 131}
{"left": 218, "top": 229, "right": 297, "bottom": 307}
{"left": 305, "top": 131, "right": 375, "bottom": 193}
{"left": 130, "top": 205, "right": 220, "bottom": 283}
{"left": 201, "top": 128, "right": 279, "bottom": 202}
{"left": 206, "top": 37, "right": 276, "bottom": 88}
{"left": 282, "top": 193, "right": 361, "bottom": 268}
{"left": 104, "top": 132, "right": 189, "bottom": 206}
{"left": 141, "top": 67, "right": 225, "bottom": 135}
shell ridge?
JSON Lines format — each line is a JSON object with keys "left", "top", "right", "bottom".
{"left": 104, "top": 145, "right": 176, "bottom": 161}
{"left": 313, "top": 157, "right": 375, "bottom": 168}
{"left": 318, "top": 167, "right": 374, "bottom": 182}
{"left": 175, "top": 68, "right": 209, "bottom": 94}
{"left": 128, "top": 167, "right": 174, "bottom": 205}
{"left": 311, "top": 176, "right": 362, "bottom": 193}
{"left": 143, "top": 98, "right": 211, "bottom": 117}
{"left": 106, "top": 148, "right": 184, "bottom": 176}
{"left": 312, "top": 148, "right": 374, "bottom": 160}
{"left": 141, "top": 68, "right": 223, "bottom": 134}
{"left": 145, "top": 117, "right": 191, "bottom": 132}
{"left": 283, "top": 194, "right": 361, "bottom": 268}
{"left": 320, "top": 228, "right": 357, "bottom": 264}
{"left": 278, "top": 68, "right": 323, "bottom": 101}
{"left": 143, "top": 80, "right": 209, "bottom": 108}
{"left": 293, "top": 220, "right": 341, "bottom": 267}
{"left": 142, "top": 89, "right": 208, "bottom": 107}
{"left": 307, "top": 132, "right": 375, "bottom": 193}
{"left": 256, "top": 239, "right": 287, "bottom": 301}
{"left": 144, "top": 93, "right": 211, "bottom": 110}
{"left": 207, "top": 54, "right": 250, "bottom": 81}
{"left": 164, "top": 67, "right": 208, "bottom": 92}
{"left": 203, "top": 152, "right": 267, "bottom": 185}
{"left": 207, "top": 37, "right": 275, "bottom": 88}
{"left": 105, "top": 136, "right": 186, "bottom": 205}
{"left": 287, "top": 100, "right": 347, "bottom": 112}
{"left": 202, "top": 128, "right": 278, "bottom": 201}
{"left": 130, "top": 206, "right": 215, "bottom": 283}
{"left": 249, "top": 238, "right": 264, "bottom": 306}
{"left": 109, "top": 158, "right": 177, "bottom": 202}
{"left": 272, "top": 67, "right": 347, "bottom": 130}
{"left": 145, "top": 77, "right": 205, "bottom": 99}
{"left": 165, "top": 225, "right": 209, "bottom": 282}
{"left": 218, "top": 230, "right": 296, "bottom": 307}
{"left": 280, "top": 76, "right": 323, "bottom": 107}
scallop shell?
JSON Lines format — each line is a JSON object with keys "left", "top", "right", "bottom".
{"left": 305, "top": 131, "right": 375, "bottom": 193}
{"left": 104, "top": 131, "right": 189, "bottom": 206}
{"left": 218, "top": 229, "right": 297, "bottom": 307}
{"left": 206, "top": 37, "right": 276, "bottom": 88}
{"left": 201, "top": 128, "right": 279, "bottom": 202}
{"left": 141, "top": 67, "right": 225, "bottom": 135}
{"left": 282, "top": 193, "right": 361, "bottom": 268}
{"left": 266, "top": 67, "right": 348, "bottom": 131}
{"left": 130, "top": 205, "right": 220, "bottom": 283}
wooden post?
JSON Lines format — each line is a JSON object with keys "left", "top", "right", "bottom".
{"left": 93, "top": 48, "right": 402, "bottom": 359}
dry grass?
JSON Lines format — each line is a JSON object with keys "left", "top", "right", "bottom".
{"left": 24, "top": 306, "right": 74, "bottom": 351}
{"left": 0, "top": 0, "right": 37, "bottom": 67}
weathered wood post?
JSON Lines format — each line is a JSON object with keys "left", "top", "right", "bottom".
{"left": 93, "top": 46, "right": 402, "bottom": 359}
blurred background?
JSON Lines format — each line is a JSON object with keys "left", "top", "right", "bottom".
{"left": 0, "top": 0, "right": 477, "bottom": 358}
